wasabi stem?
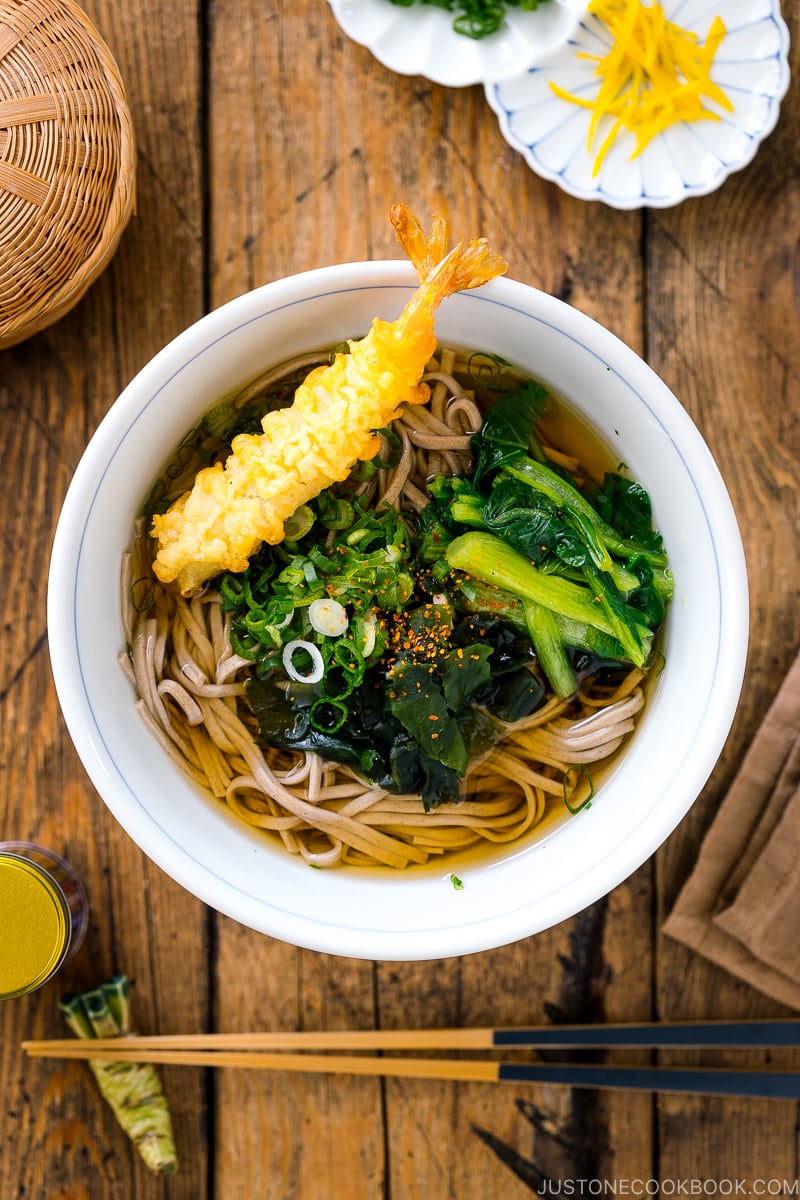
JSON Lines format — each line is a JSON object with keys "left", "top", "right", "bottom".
{"left": 60, "top": 975, "right": 178, "bottom": 1176}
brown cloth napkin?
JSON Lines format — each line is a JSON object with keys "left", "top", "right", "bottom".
{"left": 663, "top": 647, "right": 800, "bottom": 1009}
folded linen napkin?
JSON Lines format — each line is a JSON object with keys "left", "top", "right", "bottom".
{"left": 663, "top": 647, "right": 800, "bottom": 1010}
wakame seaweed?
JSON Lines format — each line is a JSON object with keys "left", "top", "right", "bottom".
{"left": 247, "top": 604, "right": 546, "bottom": 809}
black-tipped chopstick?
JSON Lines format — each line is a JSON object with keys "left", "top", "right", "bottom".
{"left": 21, "top": 1019, "right": 800, "bottom": 1056}
{"left": 497, "top": 1063, "right": 800, "bottom": 1100}
{"left": 20, "top": 1044, "right": 800, "bottom": 1099}
{"left": 492, "top": 1020, "right": 800, "bottom": 1048}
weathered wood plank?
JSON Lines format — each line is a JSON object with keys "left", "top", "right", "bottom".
{"left": 208, "top": 5, "right": 384, "bottom": 1195}
{"left": 213, "top": 925, "right": 386, "bottom": 1198}
{"left": 652, "top": 0, "right": 800, "bottom": 1174}
{"left": 0, "top": 1, "right": 209, "bottom": 1195}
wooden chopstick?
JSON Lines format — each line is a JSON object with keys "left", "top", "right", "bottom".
{"left": 19, "top": 1044, "right": 800, "bottom": 1099}
{"left": 21, "top": 1018, "right": 800, "bottom": 1056}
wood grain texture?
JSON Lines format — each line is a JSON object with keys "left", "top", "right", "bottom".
{"left": 1, "top": 1, "right": 209, "bottom": 1196}
{"left": 651, "top": 0, "right": 800, "bottom": 1177}
{"left": 1, "top": 0, "right": 798, "bottom": 1193}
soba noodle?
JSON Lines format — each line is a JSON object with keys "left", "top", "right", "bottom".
{"left": 121, "top": 347, "right": 648, "bottom": 869}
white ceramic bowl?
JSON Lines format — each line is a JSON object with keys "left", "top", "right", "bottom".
{"left": 326, "top": 0, "right": 588, "bottom": 87}
{"left": 48, "top": 262, "right": 748, "bottom": 960}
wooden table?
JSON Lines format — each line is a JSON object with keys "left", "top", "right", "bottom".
{"left": 2, "top": 0, "right": 799, "bottom": 1193}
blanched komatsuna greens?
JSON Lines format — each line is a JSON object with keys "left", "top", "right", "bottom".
{"left": 60, "top": 976, "right": 178, "bottom": 1175}
{"left": 428, "top": 376, "right": 671, "bottom": 699}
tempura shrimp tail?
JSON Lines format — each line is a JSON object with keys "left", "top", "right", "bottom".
{"left": 382, "top": 203, "right": 507, "bottom": 381}
{"left": 390, "top": 202, "right": 507, "bottom": 302}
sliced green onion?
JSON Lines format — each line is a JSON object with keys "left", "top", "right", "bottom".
{"left": 308, "top": 598, "right": 349, "bottom": 637}
{"left": 130, "top": 576, "right": 155, "bottom": 614}
{"left": 242, "top": 603, "right": 295, "bottom": 649}
{"left": 348, "top": 459, "right": 378, "bottom": 483}
{"left": 332, "top": 638, "right": 364, "bottom": 680}
{"left": 283, "top": 505, "right": 315, "bottom": 541}
{"left": 320, "top": 668, "right": 354, "bottom": 701}
{"left": 282, "top": 639, "right": 324, "bottom": 684}
{"left": 360, "top": 610, "right": 378, "bottom": 657}
{"left": 310, "top": 698, "right": 348, "bottom": 733}
{"left": 466, "top": 350, "right": 512, "bottom": 385}
{"left": 564, "top": 765, "right": 595, "bottom": 814}
{"left": 318, "top": 497, "right": 355, "bottom": 530}
{"left": 308, "top": 546, "right": 335, "bottom": 573}
{"left": 202, "top": 403, "right": 237, "bottom": 439}
{"left": 219, "top": 575, "right": 245, "bottom": 608}
{"left": 374, "top": 427, "right": 403, "bottom": 469}
{"left": 272, "top": 607, "right": 294, "bottom": 630}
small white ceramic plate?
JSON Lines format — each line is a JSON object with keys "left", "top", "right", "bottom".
{"left": 485, "top": 0, "right": 791, "bottom": 208}
{"left": 326, "top": 0, "right": 588, "bottom": 87}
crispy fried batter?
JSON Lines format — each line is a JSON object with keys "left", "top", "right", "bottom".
{"left": 151, "top": 204, "right": 507, "bottom": 595}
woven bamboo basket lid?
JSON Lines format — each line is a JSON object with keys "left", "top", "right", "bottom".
{"left": 0, "top": 0, "right": 135, "bottom": 348}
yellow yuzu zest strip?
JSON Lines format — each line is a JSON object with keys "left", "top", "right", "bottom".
{"left": 550, "top": 0, "right": 732, "bottom": 177}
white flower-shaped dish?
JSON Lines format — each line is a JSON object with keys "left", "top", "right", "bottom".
{"left": 485, "top": 0, "right": 791, "bottom": 208}
{"left": 326, "top": 0, "right": 588, "bottom": 87}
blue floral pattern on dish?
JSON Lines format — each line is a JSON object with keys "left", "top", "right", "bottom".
{"left": 484, "top": 0, "right": 790, "bottom": 208}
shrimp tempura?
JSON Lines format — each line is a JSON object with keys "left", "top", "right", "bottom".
{"left": 151, "top": 204, "right": 507, "bottom": 595}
